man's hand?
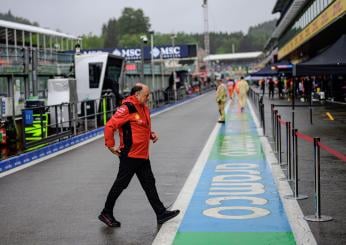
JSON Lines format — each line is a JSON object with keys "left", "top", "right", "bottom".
{"left": 151, "top": 132, "right": 159, "bottom": 143}
{"left": 108, "top": 146, "right": 121, "bottom": 156}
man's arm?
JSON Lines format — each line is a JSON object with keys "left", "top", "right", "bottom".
{"left": 104, "top": 105, "right": 131, "bottom": 153}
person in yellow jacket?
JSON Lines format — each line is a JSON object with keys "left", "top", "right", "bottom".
{"left": 236, "top": 76, "right": 249, "bottom": 112}
{"left": 216, "top": 79, "right": 227, "bottom": 123}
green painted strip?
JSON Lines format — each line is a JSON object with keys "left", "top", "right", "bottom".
{"left": 208, "top": 134, "right": 263, "bottom": 161}
{"left": 174, "top": 232, "right": 295, "bottom": 245}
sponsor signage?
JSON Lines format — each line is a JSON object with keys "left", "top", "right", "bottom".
{"left": 278, "top": 0, "right": 346, "bottom": 59}
{"left": 112, "top": 45, "right": 191, "bottom": 60}
{"left": 79, "top": 44, "right": 196, "bottom": 61}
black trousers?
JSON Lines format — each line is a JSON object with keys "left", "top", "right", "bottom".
{"left": 103, "top": 157, "right": 165, "bottom": 216}
{"left": 269, "top": 88, "right": 274, "bottom": 98}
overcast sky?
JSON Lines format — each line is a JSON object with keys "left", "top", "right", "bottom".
{"left": 1, "top": 0, "right": 278, "bottom": 37}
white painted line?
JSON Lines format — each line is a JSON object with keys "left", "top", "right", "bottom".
{"left": 0, "top": 92, "right": 211, "bottom": 179}
{"left": 153, "top": 123, "right": 221, "bottom": 245}
{"left": 247, "top": 100, "right": 317, "bottom": 245}
{"left": 0, "top": 135, "right": 104, "bottom": 179}
{"left": 153, "top": 102, "right": 229, "bottom": 245}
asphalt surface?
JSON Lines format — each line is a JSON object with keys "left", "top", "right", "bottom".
{"left": 0, "top": 91, "right": 218, "bottom": 245}
{"left": 251, "top": 87, "right": 346, "bottom": 245}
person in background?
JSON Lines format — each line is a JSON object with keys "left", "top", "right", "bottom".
{"left": 99, "top": 83, "right": 180, "bottom": 228}
{"left": 260, "top": 79, "right": 265, "bottom": 96}
{"left": 278, "top": 78, "right": 283, "bottom": 98}
{"left": 216, "top": 78, "right": 227, "bottom": 123}
{"left": 268, "top": 78, "right": 275, "bottom": 99}
{"left": 227, "top": 79, "right": 235, "bottom": 100}
{"left": 236, "top": 77, "right": 249, "bottom": 112}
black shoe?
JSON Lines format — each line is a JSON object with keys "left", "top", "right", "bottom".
{"left": 218, "top": 120, "right": 225, "bottom": 123}
{"left": 98, "top": 212, "right": 121, "bottom": 227}
{"left": 157, "top": 209, "right": 180, "bottom": 224}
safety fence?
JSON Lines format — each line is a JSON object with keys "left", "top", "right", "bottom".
{"left": 249, "top": 87, "right": 346, "bottom": 222}
{"left": 271, "top": 107, "right": 346, "bottom": 222}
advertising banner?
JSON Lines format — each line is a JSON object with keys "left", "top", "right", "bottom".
{"left": 80, "top": 44, "right": 197, "bottom": 61}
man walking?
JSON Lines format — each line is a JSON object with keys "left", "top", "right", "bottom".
{"left": 268, "top": 78, "right": 275, "bottom": 99}
{"left": 99, "top": 83, "right": 180, "bottom": 227}
{"left": 236, "top": 77, "right": 249, "bottom": 112}
{"left": 216, "top": 78, "right": 227, "bottom": 123}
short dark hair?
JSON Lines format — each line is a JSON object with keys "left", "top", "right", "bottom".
{"left": 130, "top": 85, "right": 143, "bottom": 95}
{"left": 240, "top": 76, "right": 244, "bottom": 79}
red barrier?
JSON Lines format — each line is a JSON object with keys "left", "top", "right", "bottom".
{"left": 318, "top": 142, "right": 346, "bottom": 162}
{"left": 295, "top": 130, "right": 346, "bottom": 162}
{"left": 295, "top": 131, "right": 314, "bottom": 143}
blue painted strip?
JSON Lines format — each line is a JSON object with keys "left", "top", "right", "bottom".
{"left": 177, "top": 103, "right": 292, "bottom": 233}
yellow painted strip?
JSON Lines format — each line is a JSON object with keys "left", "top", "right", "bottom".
{"left": 278, "top": 0, "right": 346, "bottom": 59}
{"left": 326, "top": 112, "right": 334, "bottom": 121}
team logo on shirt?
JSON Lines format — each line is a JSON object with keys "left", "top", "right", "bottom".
{"left": 115, "top": 106, "right": 127, "bottom": 116}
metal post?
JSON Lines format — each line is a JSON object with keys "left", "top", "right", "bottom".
{"left": 31, "top": 48, "right": 38, "bottom": 96}
{"left": 94, "top": 100, "right": 98, "bottom": 129}
{"left": 274, "top": 111, "right": 278, "bottom": 153}
{"left": 72, "top": 102, "right": 77, "bottom": 135}
{"left": 276, "top": 114, "right": 280, "bottom": 155}
{"left": 292, "top": 128, "right": 296, "bottom": 177}
{"left": 278, "top": 115, "right": 284, "bottom": 165}
{"left": 59, "top": 104, "right": 63, "bottom": 133}
{"left": 102, "top": 97, "right": 107, "bottom": 126}
{"left": 284, "top": 129, "right": 308, "bottom": 200}
{"left": 292, "top": 78, "right": 296, "bottom": 130}
{"left": 304, "top": 138, "right": 333, "bottom": 222}
{"left": 55, "top": 105, "right": 59, "bottom": 134}
{"left": 21, "top": 109, "right": 27, "bottom": 149}
{"left": 274, "top": 110, "right": 278, "bottom": 141}
{"left": 68, "top": 103, "right": 72, "bottom": 130}
{"left": 280, "top": 121, "right": 291, "bottom": 181}
{"left": 287, "top": 122, "right": 292, "bottom": 180}
{"left": 40, "top": 108, "right": 44, "bottom": 140}
{"left": 84, "top": 101, "right": 88, "bottom": 132}
{"left": 261, "top": 103, "right": 265, "bottom": 135}
{"left": 271, "top": 105, "right": 274, "bottom": 138}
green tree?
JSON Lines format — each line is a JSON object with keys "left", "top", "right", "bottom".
{"left": 102, "top": 18, "right": 118, "bottom": 48}
{"left": 117, "top": 8, "right": 151, "bottom": 36}
{"left": 118, "top": 34, "right": 142, "bottom": 48}
{"left": 82, "top": 33, "right": 104, "bottom": 49}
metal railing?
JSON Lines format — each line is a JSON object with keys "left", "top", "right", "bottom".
{"left": 21, "top": 86, "right": 212, "bottom": 151}
{"left": 22, "top": 94, "right": 116, "bottom": 150}
{"left": 271, "top": 108, "right": 346, "bottom": 222}
{"left": 249, "top": 86, "right": 342, "bottom": 222}
{"left": 0, "top": 45, "right": 74, "bottom": 76}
